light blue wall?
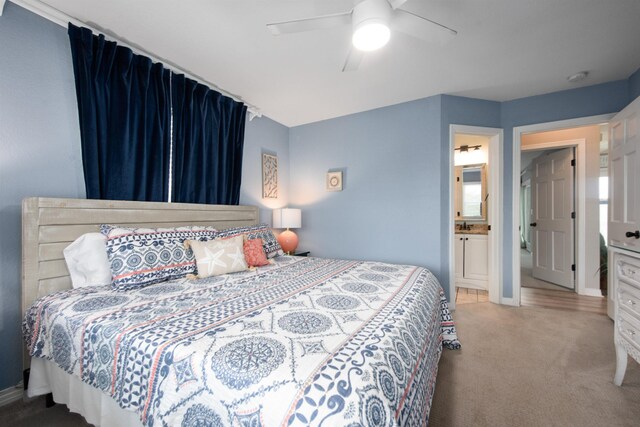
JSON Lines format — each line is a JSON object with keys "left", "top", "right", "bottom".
{"left": 240, "top": 116, "right": 290, "bottom": 224}
{"left": 0, "top": 2, "right": 85, "bottom": 390}
{"left": 500, "top": 80, "right": 630, "bottom": 297}
{"left": 288, "top": 95, "right": 500, "bottom": 295}
{"left": 289, "top": 97, "right": 445, "bottom": 279}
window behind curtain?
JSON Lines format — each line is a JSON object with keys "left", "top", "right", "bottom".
{"left": 68, "top": 23, "right": 171, "bottom": 202}
{"left": 69, "top": 24, "right": 247, "bottom": 205}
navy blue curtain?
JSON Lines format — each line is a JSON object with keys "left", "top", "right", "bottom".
{"left": 68, "top": 23, "right": 171, "bottom": 201}
{"left": 172, "top": 74, "right": 247, "bottom": 205}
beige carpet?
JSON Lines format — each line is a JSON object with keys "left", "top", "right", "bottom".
{"left": 430, "top": 302, "right": 640, "bottom": 427}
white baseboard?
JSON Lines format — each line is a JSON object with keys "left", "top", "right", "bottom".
{"left": 500, "top": 297, "right": 519, "bottom": 307}
{"left": 580, "top": 288, "right": 603, "bottom": 298}
{"left": 0, "top": 382, "right": 24, "bottom": 407}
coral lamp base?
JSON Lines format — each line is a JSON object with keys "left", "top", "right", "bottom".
{"left": 277, "top": 229, "right": 299, "bottom": 254}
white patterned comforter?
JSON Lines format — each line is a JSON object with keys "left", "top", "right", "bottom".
{"left": 24, "top": 256, "right": 459, "bottom": 426}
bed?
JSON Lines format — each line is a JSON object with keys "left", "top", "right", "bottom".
{"left": 21, "top": 197, "right": 459, "bottom": 427}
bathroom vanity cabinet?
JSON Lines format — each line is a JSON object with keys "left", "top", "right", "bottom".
{"left": 455, "top": 233, "right": 488, "bottom": 290}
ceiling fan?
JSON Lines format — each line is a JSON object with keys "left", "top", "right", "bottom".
{"left": 267, "top": 0, "right": 457, "bottom": 72}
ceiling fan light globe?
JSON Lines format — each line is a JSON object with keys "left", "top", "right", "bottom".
{"left": 352, "top": 21, "right": 390, "bottom": 51}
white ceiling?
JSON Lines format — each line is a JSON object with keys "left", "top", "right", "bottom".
{"left": 28, "top": 0, "right": 640, "bottom": 126}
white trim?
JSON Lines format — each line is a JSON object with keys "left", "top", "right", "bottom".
{"left": 511, "top": 113, "right": 614, "bottom": 306}
{"left": 0, "top": 0, "right": 7, "bottom": 16}
{"left": 582, "top": 288, "right": 603, "bottom": 297}
{"left": 0, "top": 382, "right": 23, "bottom": 407}
{"left": 8, "top": 0, "right": 261, "bottom": 119}
{"left": 449, "top": 125, "right": 503, "bottom": 307}
{"left": 500, "top": 297, "right": 518, "bottom": 307}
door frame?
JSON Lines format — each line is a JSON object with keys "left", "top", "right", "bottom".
{"left": 511, "top": 114, "right": 614, "bottom": 305}
{"left": 449, "top": 125, "right": 503, "bottom": 308}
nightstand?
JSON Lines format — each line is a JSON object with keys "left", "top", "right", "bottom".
{"left": 293, "top": 251, "right": 310, "bottom": 257}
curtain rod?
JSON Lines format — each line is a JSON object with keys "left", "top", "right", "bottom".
{"left": 8, "top": 0, "right": 262, "bottom": 120}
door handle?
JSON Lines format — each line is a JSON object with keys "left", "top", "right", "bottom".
{"left": 530, "top": 222, "right": 537, "bottom": 227}
{"left": 625, "top": 230, "right": 640, "bottom": 239}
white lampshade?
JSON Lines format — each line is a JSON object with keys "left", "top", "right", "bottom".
{"left": 273, "top": 208, "right": 301, "bottom": 229}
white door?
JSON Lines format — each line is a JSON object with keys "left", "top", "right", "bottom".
{"left": 608, "top": 95, "right": 640, "bottom": 318}
{"left": 464, "top": 234, "right": 489, "bottom": 282}
{"left": 531, "top": 148, "right": 575, "bottom": 289}
{"left": 609, "top": 96, "right": 640, "bottom": 251}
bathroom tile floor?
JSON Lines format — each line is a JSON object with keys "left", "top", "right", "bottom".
{"left": 455, "top": 287, "right": 489, "bottom": 304}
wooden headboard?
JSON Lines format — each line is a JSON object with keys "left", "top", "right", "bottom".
{"left": 21, "top": 197, "right": 259, "bottom": 358}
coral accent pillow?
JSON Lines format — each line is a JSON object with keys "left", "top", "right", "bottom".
{"left": 187, "top": 235, "right": 248, "bottom": 278}
{"left": 244, "top": 238, "right": 269, "bottom": 267}
{"left": 216, "top": 224, "right": 283, "bottom": 258}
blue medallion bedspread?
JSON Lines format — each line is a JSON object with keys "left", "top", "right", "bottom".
{"left": 24, "top": 256, "right": 460, "bottom": 426}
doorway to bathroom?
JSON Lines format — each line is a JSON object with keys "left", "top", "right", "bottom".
{"left": 449, "top": 125, "right": 503, "bottom": 309}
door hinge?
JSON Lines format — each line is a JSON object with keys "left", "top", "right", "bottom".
{"left": 571, "top": 264, "right": 576, "bottom": 272}
{"left": 571, "top": 159, "right": 576, "bottom": 167}
{"left": 571, "top": 212, "right": 576, "bottom": 219}
{"left": 488, "top": 225, "right": 491, "bottom": 231}
{"left": 457, "top": 211, "right": 460, "bottom": 217}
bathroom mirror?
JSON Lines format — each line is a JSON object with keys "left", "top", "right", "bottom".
{"left": 455, "top": 163, "right": 488, "bottom": 220}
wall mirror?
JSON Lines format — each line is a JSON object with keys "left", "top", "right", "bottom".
{"left": 455, "top": 163, "right": 487, "bottom": 220}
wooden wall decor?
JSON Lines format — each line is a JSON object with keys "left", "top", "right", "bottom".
{"left": 262, "top": 153, "right": 278, "bottom": 199}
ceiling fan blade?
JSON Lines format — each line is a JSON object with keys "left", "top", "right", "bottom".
{"left": 342, "top": 47, "right": 365, "bottom": 72}
{"left": 390, "top": 9, "right": 457, "bottom": 44}
{"left": 387, "top": 0, "right": 409, "bottom": 9}
{"left": 267, "top": 11, "right": 351, "bottom": 35}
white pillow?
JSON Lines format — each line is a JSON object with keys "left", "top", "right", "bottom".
{"left": 63, "top": 233, "right": 112, "bottom": 288}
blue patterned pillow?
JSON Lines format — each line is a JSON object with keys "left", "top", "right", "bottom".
{"left": 100, "top": 225, "right": 218, "bottom": 291}
{"left": 215, "top": 224, "right": 283, "bottom": 258}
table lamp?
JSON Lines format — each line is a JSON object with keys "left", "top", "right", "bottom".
{"left": 273, "top": 208, "right": 301, "bottom": 254}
